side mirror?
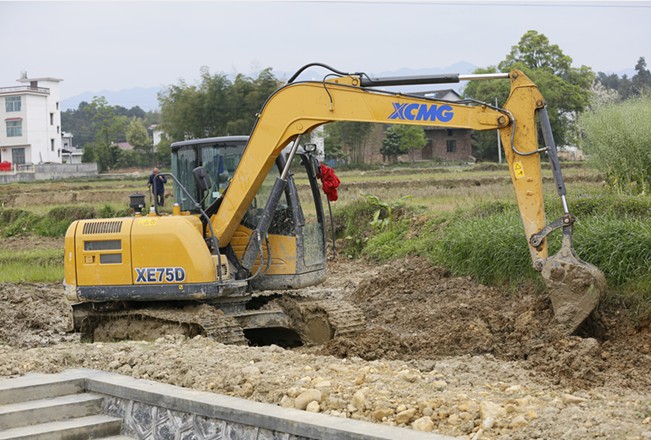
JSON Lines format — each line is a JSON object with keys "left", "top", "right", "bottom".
{"left": 193, "top": 166, "right": 212, "bottom": 192}
{"left": 304, "top": 143, "right": 317, "bottom": 153}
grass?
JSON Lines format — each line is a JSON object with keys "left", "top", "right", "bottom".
{"left": 335, "top": 186, "right": 651, "bottom": 322}
{"left": 0, "top": 248, "right": 64, "bottom": 283}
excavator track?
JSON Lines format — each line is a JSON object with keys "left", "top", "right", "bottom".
{"left": 75, "top": 303, "right": 248, "bottom": 345}
{"left": 272, "top": 291, "right": 366, "bottom": 344}
{"left": 72, "top": 291, "right": 365, "bottom": 347}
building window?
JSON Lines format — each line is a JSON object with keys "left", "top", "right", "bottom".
{"left": 50, "top": 113, "right": 54, "bottom": 125}
{"left": 56, "top": 102, "right": 59, "bottom": 110}
{"left": 446, "top": 139, "right": 457, "bottom": 153}
{"left": 5, "top": 96, "right": 21, "bottom": 112}
{"left": 447, "top": 129, "right": 454, "bottom": 136}
{"left": 12, "top": 148, "right": 26, "bottom": 165}
{"left": 57, "top": 126, "right": 60, "bottom": 134}
{"left": 6, "top": 120, "right": 22, "bottom": 137}
{"left": 51, "top": 139, "right": 55, "bottom": 151}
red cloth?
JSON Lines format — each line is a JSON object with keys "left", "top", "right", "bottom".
{"left": 317, "top": 163, "right": 340, "bottom": 202}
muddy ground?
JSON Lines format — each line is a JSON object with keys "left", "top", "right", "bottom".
{"left": 1, "top": 237, "right": 650, "bottom": 439}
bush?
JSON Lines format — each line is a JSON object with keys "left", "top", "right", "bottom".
{"left": 580, "top": 95, "right": 651, "bottom": 194}
{"left": 0, "top": 205, "right": 129, "bottom": 238}
{"left": 0, "top": 209, "right": 39, "bottom": 236}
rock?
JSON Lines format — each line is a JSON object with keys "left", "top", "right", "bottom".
{"left": 431, "top": 380, "right": 447, "bottom": 390}
{"left": 505, "top": 385, "right": 522, "bottom": 393}
{"left": 412, "top": 416, "right": 434, "bottom": 432}
{"left": 306, "top": 401, "right": 320, "bottom": 413}
{"left": 562, "top": 394, "right": 588, "bottom": 405}
{"left": 314, "top": 380, "right": 331, "bottom": 389}
{"left": 398, "top": 369, "right": 420, "bottom": 383}
{"left": 447, "top": 413, "right": 461, "bottom": 425}
{"left": 295, "top": 389, "right": 322, "bottom": 410}
{"left": 279, "top": 395, "right": 293, "bottom": 408}
{"left": 395, "top": 408, "right": 416, "bottom": 424}
{"left": 510, "top": 414, "right": 528, "bottom": 428}
{"left": 372, "top": 407, "right": 394, "bottom": 421}
{"left": 480, "top": 401, "right": 506, "bottom": 429}
{"left": 351, "top": 390, "right": 366, "bottom": 411}
{"left": 241, "top": 365, "right": 261, "bottom": 376}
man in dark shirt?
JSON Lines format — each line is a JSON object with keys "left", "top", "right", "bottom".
{"left": 148, "top": 167, "right": 167, "bottom": 206}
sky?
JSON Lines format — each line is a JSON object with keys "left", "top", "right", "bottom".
{"left": 1, "top": 0, "right": 650, "bottom": 101}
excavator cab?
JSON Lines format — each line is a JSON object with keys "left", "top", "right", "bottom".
{"left": 170, "top": 136, "right": 328, "bottom": 291}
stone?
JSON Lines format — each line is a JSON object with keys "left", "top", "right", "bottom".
{"left": 431, "top": 380, "right": 447, "bottom": 390}
{"left": 562, "top": 393, "right": 588, "bottom": 405}
{"left": 510, "top": 414, "right": 528, "bottom": 428}
{"left": 372, "top": 408, "right": 394, "bottom": 421}
{"left": 505, "top": 385, "right": 522, "bottom": 393}
{"left": 314, "top": 380, "right": 332, "bottom": 389}
{"left": 241, "top": 365, "right": 261, "bottom": 376}
{"left": 412, "top": 416, "right": 435, "bottom": 432}
{"left": 351, "top": 390, "right": 366, "bottom": 411}
{"left": 306, "top": 401, "right": 320, "bottom": 413}
{"left": 294, "top": 389, "right": 322, "bottom": 410}
{"left": 480, "top": 401, "right": 506, "bottom": 430}
{"left": 395, "top": 408, "right": 416, "bottom": 425}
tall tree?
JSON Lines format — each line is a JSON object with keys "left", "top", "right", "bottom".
{"left": 380, "top": 126, "right": 404, "bottom": 163}
{"left": 464, "top": 30, "right": 594, "bottom": 160}
{"left": 159, "top": 67, "right": 282, "bottom": 143}
{"left": 632, "top": 56, "right": 651, "bottom": 95}
{"left": 81, "top": 97, "right": 128, "bottom": 171}
{"left": 126, "top": 117, "right": 152, "bottom": 164}
{"left": 397, "top": 125, "right": 427, "bottom": 162}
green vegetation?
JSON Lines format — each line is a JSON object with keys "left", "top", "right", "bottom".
{"left": 334, "top": 188, "right": 651, "bottom": 322}
{"left": 0, "top": 205, "right": 130, "bottom": 237}
{"left": 579, "top": 94, "right": 651, "bottom": 194}
{"left": 0, "top": 248, "right": 63, "bottom": 283}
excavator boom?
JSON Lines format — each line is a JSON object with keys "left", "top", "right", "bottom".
{"left": 213, "top": 66, "right": 605, "bottom": 333}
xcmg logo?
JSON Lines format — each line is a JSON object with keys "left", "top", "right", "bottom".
{"left": 389, "top": 103, "right": 454, "bottom": 122}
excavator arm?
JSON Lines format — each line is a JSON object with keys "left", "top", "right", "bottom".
{"left": 214, "top": 66, "right": 605, "bottom": 334}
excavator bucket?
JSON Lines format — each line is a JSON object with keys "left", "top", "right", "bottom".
{"left": 540, "top": 230, "right": 606, "bottom": 335}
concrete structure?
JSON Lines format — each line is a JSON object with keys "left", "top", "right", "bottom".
{"left": 0, "top": 162, "right": 98, "bottom": 184}
{"left": 61, "top": 132, "right": 85, "bottom": 164}
{"left": 0, "top": 369, "right": 455, "bottom": 440}
{"left": 0, "top": 73, "right": 64, "bottom": 167}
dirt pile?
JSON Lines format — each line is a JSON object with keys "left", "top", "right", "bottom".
{"left": 317, "top": 257, "right": 651, "bottom": 390}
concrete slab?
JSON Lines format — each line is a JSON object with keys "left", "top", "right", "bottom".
{"left": 2, "top": 369, "right": 458, "bottom": 440}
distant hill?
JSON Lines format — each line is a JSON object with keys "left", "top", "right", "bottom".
{"left": 61, "top": 86, "right": 161, "bottom": 112}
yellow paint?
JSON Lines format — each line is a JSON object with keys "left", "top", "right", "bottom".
{"left": 231, "top": 225, "right": 297, "bottom": 275}
{"left": 67, "top": 215, "right": 216, "bottom": 287}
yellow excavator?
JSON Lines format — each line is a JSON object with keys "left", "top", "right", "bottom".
{"left": 63, "top": 63, "right": 605, "bottom": 344}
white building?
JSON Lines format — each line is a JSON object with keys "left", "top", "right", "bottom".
{"left": 0, "top": 73, "right": 63, "bottom": 167}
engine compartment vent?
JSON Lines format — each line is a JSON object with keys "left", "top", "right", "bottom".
{"left": 82, "top": 220, "right": 123, "bottom": 235}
